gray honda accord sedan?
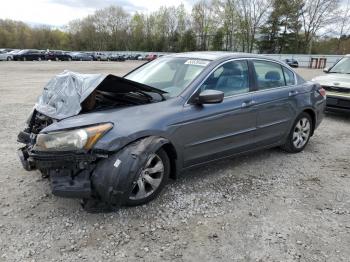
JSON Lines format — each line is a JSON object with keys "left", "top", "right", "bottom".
{"left": 17, "top": 52, "right": 326, "bottom": 211}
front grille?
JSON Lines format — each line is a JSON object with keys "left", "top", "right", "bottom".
{"left": 30, "top": 152, "right": 96, "bottom": 162}
{"left": 323, "top": 85, "right": 350, "bottom": 93}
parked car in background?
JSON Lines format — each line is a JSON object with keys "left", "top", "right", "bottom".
{"left": 69, "top": 52, "right": 93, "bottom": 61}
{"left": 285, "top": 58, "right": 299, "bottom": 68}
{"left": 137, "top": 55, "right": 146, "bottom": 60}
{"left": 92, "top": 52, "right": 108, "bottom": 61}
{"left": 4, "top": 49, "right": 21, "bottom": 61}
{"left": 146, "top": 53, "right": 158, "bottom": 61}
{"left": 0, "top": 50, "right": 14, "bottom": 61}
{"left": 45, "top": 50, "right": 72, "bottom": 61}
{"left": 312, "top": 54, "right": 350, "bottom": 112}
{"left": 13, "top": 49, "right": 46, "bottom": 61}
{"left": 17, "top": 52, "right": 326, "bottom": 211}
{"left": 108, "top": 54, "right": 126, "bottom": 61}
{"left": 129, "top": 54, "right": 141, "bottom": 60}
{"left": 122, "top": 54, "right": 131, "bottom": 60}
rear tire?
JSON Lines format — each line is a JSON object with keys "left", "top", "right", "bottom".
{"left": 281, "top": 112, "right": 313, "bottom": 153}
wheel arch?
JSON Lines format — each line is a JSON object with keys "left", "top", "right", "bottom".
{"left": 132, "top": 136, "right": 178, "bottom": 180}
{"left": 110, "top": 135, "right": 179, "bottom": 179}
{"left": 161, "top": 142, "right": 178, "bottom": 180}
{"left": 302, "top": 108, "right": 316, "bottom": 136}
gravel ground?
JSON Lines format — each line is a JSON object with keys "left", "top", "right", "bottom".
{"left": 0, "top": 61, "right": 349, "bottom": 261}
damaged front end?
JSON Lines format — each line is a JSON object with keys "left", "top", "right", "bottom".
{"left": 18, "top": 116, "right": 112, "bottom": 199}
{"left": 17, "top": 71, "right": 166, "bottom": 209}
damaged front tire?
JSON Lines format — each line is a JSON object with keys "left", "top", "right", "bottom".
{"left": 126, "top": 149, "right": 169, "bottom": 206}
{"left": 89, "top": 136, "right": 171, "bottom": 211}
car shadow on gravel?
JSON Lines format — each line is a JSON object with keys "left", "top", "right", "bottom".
{"left": 175, "top": 147, "right": 283, "bottom": 183}
{"left": 325, "top": 111, "right": 350, "bottom": 121}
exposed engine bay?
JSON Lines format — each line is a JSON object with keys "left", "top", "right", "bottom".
{"left": 21, "top": 70, "right": 165, "bottom": 135}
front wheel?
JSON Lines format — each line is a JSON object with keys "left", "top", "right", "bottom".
{"left": 281, "top": 112, "right": 313, "bottom": 153}
{"left": 126, "top": 149, "right": 170, "bottom": 206}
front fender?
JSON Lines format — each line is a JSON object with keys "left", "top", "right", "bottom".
{"left": 91, "top": 136, "right": 170, "bottom": 206}
{"left": 94, "top": 129, "right": 174, "bottom": 152}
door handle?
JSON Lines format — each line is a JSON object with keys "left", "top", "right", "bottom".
{"left": 241, "top": 100, "right": 256, "bottom": 108}
{"left": 289, "top": 90, "right": 299, "bottom": 96}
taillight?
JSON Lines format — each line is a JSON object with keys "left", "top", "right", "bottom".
{"left": 318, "top": 87, "right": 326, "bottom": 97}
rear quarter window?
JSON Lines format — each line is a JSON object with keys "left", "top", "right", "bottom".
{"left": 283, "top": 67, "right": 296, "bottom": 85}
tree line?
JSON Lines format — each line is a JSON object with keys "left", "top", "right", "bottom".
{"left": 0, "top": 0, "right": 349, "bottom": 54}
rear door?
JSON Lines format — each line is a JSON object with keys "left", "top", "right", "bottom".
{"left": 250, "top": 60, "right": 299, "bottom": 146}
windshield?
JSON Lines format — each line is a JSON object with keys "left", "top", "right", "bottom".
{"left": 125, "top": 57, "right": 210, "bottom": 98}
{"left": 330, "top": 57, "right": 350, "bottom": 74}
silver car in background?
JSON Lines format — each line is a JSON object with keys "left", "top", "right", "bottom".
{"left": 0, "top": 50, "right": 17, "bottom": 61}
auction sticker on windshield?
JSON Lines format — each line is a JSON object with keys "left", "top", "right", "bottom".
{"left": 184, "top": 60, "right": 210, "bottom": 66}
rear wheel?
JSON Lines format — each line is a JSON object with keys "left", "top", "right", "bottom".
{"left": 126, "top": 149, "right": 170, "bottom": 206}
{"left": 281, "top": 112, "right": 312, "bottom": 153}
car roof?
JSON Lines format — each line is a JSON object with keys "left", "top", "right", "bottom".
{"left": 167, "top": 51, "right": 281, "bottom": 63}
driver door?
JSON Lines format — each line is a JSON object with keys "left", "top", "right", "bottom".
{"left": 175, "top": 60, "right": 258, "bottom": 167}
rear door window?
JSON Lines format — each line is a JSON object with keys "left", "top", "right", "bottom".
{"left": 253, "top": 60, "right": 286, "bottom": 90}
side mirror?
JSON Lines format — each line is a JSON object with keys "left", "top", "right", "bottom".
{"left": 197, "top": 89, "right": 224, "bottom": 104}
{"left": 323, "top": 67, "right": 329, "bottom": 73}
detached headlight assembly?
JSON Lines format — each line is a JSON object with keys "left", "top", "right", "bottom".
{"left": 34, "top": 123, "right": 113, "bottom": 151}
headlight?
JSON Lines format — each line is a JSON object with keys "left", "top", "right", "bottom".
{"left": 34, "top": 123, "right": 113, "bottom": 151}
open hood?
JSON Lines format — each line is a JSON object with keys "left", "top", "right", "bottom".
{"left": 35, "top": 70, "right": 166, "bottom": 120}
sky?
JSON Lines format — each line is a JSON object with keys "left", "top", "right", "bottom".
{"left": 0, "top": 0, "right": 195, "bottom": 27}
{"left": 0, "top": 0, "right": 347, "bottom": 27}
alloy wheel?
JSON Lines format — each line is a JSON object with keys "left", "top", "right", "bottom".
{"left": 129, "top": 154, "right": 164, "bottom": 200}
{"left": 292, "top": 117, "right": 311, "bottom": 149}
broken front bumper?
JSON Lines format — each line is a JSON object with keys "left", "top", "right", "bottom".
{"left": 18, "top": 146, "right": 98, "bottom": 199}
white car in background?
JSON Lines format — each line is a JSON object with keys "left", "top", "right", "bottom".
{"left": 0, "top": 50, "right": 14, "bottom": 61}
{"left": 0, "top": 49, "right": 21, "bottom": 61}
{"left": 312, "top": 54, "right": 350, "bottom": 112}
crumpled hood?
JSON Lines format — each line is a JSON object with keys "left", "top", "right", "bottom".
{"left": 312, "top": 74, "right": 350, "bottom": 88}
{"left": 35, "top": 71, "right": 105, "bottom": 120}
{"left": 35, "top": 70, "right": 166, "bottom": 120}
